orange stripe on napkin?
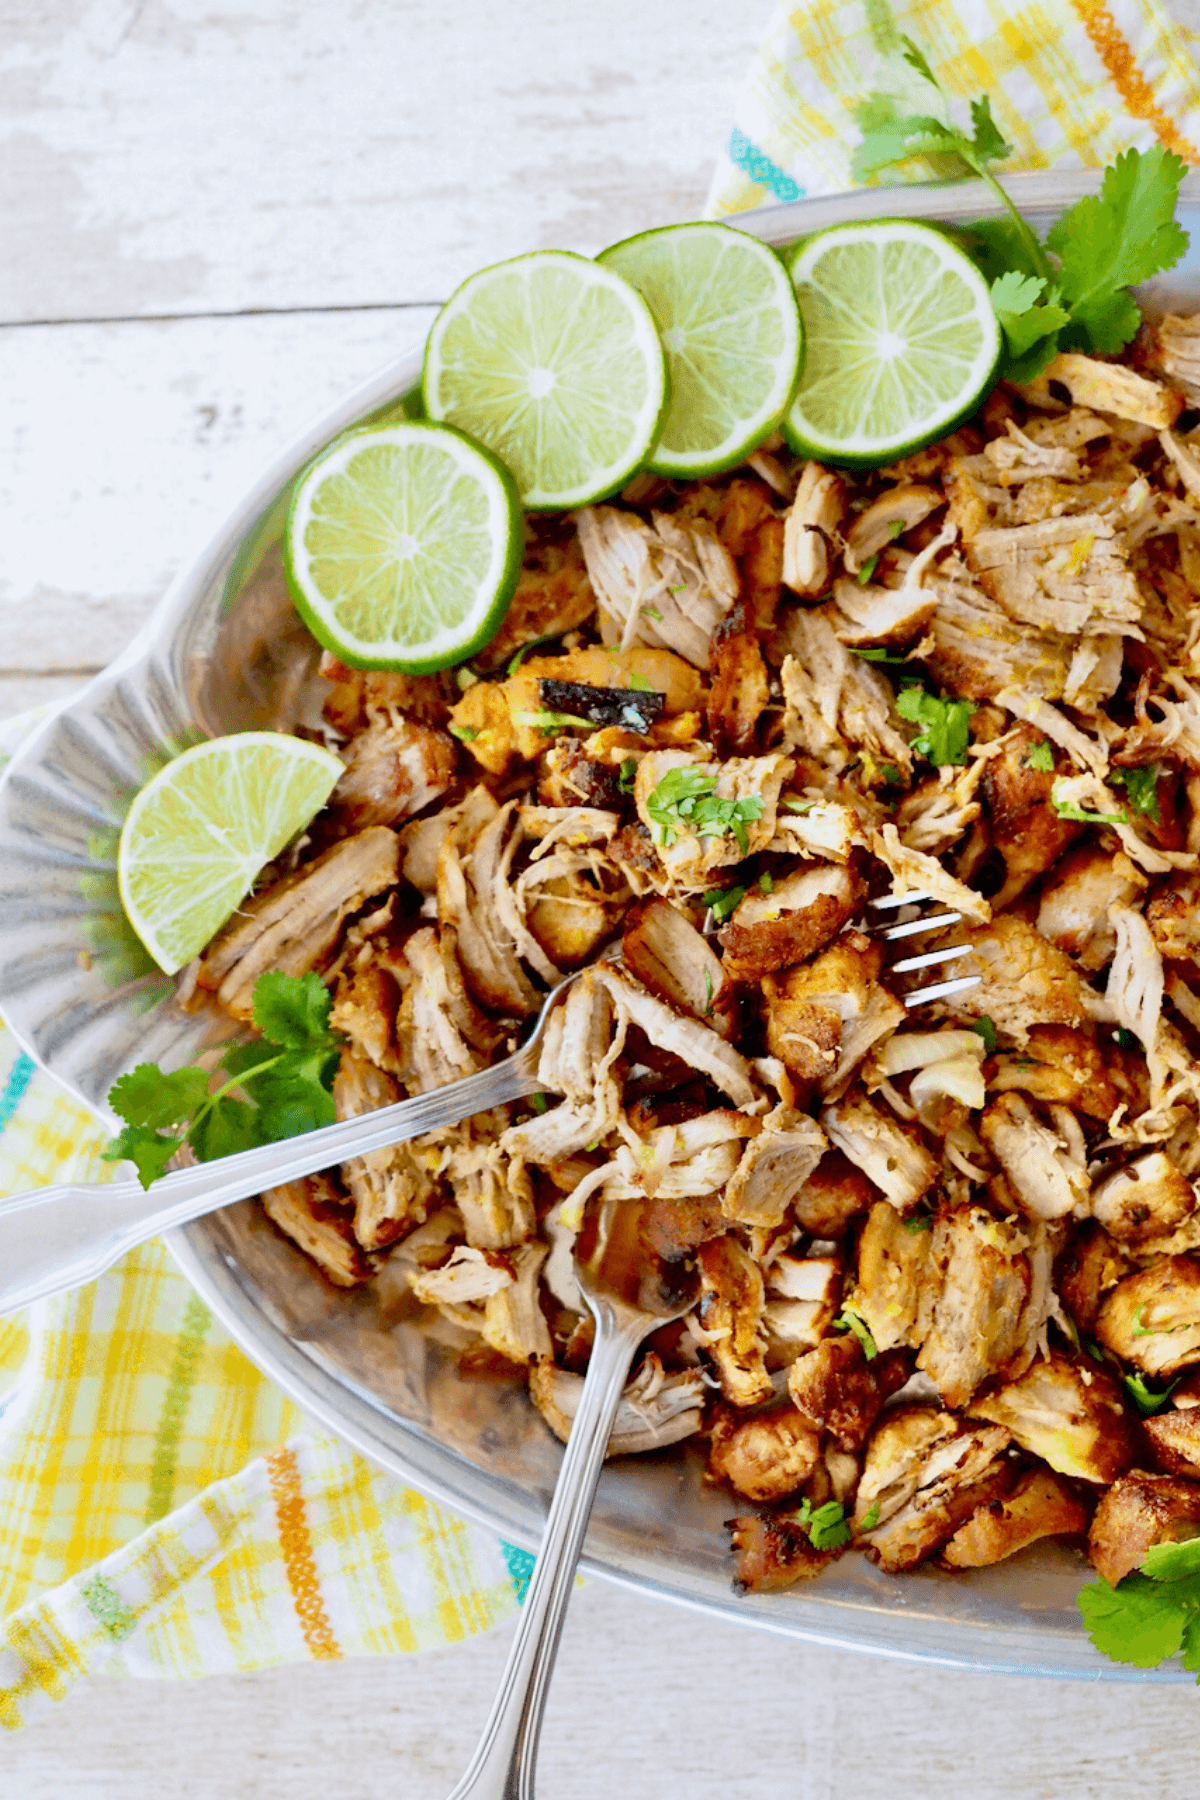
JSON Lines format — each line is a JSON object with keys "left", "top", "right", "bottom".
{"left": 266, "top": 1445, "right": 341, "bottom": 1660}
{"left": 1070, "top": 0, "right": 1200, "bottom": 159}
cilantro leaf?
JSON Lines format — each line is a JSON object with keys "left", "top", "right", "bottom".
{"left": 1141, "top": 1537, "right": 1200, "bottom": 1582}
{"left": 101, "top": 1124, "right": 181, "bottom": 1187}
{"left": 109, "top": 1062, "right": 211, "bottom": 1130}
{"left": 988, "top": 271, "right": 1071, "bottom": 382}
{"left": 645, "top": 767, "right": 764, "bottom": 854}
{"left": 897, "top": 684, "right": 974, "bottom": 766}
{"left": 1050, "top": 779, "right": 1127, "bottom": 825}
{"left": 618, "top": 757, "right": 637, "bottom": 793}
{"left": 1123, "top": 1370, "right": 1180, "bottom": 1415}
{"left": 1077, "top": 1573, "right": 1188, "bottom": 1669}
{"left": 793, "top": 1497, "right": 853, "bottom": 1552}
{"left": 859, "top": 1501, "right": 882, "bottom": 1532}
{"left": 1111, "top": 765, "right": 1161, "bottom": 823}
{"left": 701, "top": 883, "right": 746, "bottom": 923}
{"left": 188, "top": 1094, "right": 259, "bottom": 1163}
{"left": 252, "top": 969, "right": 334, "bottom": 1051}
{"left": 1048, "top": 147, "right": 1188, "bottom": 354}
{"left": 971, "top": 1016, "right": 998, "bottom": 1054}
{"left": 1022, "top": 739, "right": 1055, "bottom": 772}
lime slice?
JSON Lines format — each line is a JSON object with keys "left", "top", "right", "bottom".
{"left": 421, "top": 250, "right": 669, "bottom": 508}
{"left": 783, "top": 220, "right": 1000, "bottom": 467}
{"left": 285, "top": 421, "right": 522, "bottom": 672}
{"left": 597, "top": 221, "right": 803, "bottom": 477}
{"left": 118, "top": 733, "right": 344, "bottom": 975}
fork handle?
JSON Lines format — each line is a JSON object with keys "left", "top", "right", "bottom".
{"left": 0, "top": 1052, "right": 543, "bottom": 1319}
{"left": 447, "top": 1303, "right": 644, "bottom": 1800}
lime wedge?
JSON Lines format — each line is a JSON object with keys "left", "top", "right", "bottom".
{"left": 783, "top": 221, "right": 1000, "bottom": 467}
{"left": 118, "top": 733, "right": 344, "bottom": 974}
{"left": 597, "top": 221, "right": 802, "bottom": 477}
{"left": 421, "top": 250, "right": 669, "bottom": 508}
{"left": 285, "top": 421, "right": 522, "bottom": 672}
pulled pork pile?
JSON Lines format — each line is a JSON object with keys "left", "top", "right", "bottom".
{"left": 206, "top": 337, "right": 1200, "bottom": 1592}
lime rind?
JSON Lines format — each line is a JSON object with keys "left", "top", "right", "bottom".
{"left": 598, "top": 221, "right": 803, "bottom": 478}
{"left": 118, "top": 733, "right": 344, "bottom": 975}
{"left": 285, "top": 421, "right": 523, "bottom": 673}
{"left": 421, "top": 249, "right": 669, "bottom": 509}
{"left": 783, "top": 220, "right": 1001, "bottom": 468}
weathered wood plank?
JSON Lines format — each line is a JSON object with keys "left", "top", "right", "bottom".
{"left": 0, "top": 306, "right": 439, "bottom": 672}
{"left": 0, "top": 0, "right": 764, "bottom": 323}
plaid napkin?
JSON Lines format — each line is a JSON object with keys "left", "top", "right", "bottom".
{"left": 6, "top": 0, "right": 1200, "bottom": 1734}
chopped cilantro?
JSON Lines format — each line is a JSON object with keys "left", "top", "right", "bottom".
{"left": 584, "top": 1139, "right": 600, "bottom": 1152}
{"left": 511, "top": 709, "right": 595, "bottom": 733}
{"left": 701, "top": 884, "right": 746, "bottom": 923}
{"left": 703, "top": 967, "right": 714, "bottom": 1017}
{"left": 531, "top": 1094, "right": 549, "bottom": 1115}
{"left": 833, "top": 1308, "right": 878, "bottom": 1361}
{"left": 857, "top": 553, "right": 880, "bottom": 585}
{"left": 793, "top": 1498, "right": 853, "bottom": 1552}
{"left": 449, "top": 723, "right": 480, "bottom": 742}
{"left": 455, "top": 667, "right": 479, "bottom": 690}
{"left": 1111, "top": 764, "right": 1161, "bottom": 822}
{"left": 971, "top": 1015, "right": 998, "bottom": 1054}
{"left": 629, "top": 672, "right": 652, "bottom": 691}
{"left": 887, "top": 520, "right": 904, "bottom": 541}
{"left": 1115, "top": 1027, "right": 1141, "bottom": 1052}
{"left": 780, "top": 796, "right": 816, "bottom": 814}
{"left": 1078, "top": 1535, "right": 1200, "bottom": 1677}
{"left": 851, "top": 647, "right": 906, "bottom": 663}
{"left": 618, "top": 757, "right": 638, "bottom": 793}
{"left": 103, "top": 972, "right": 340, "bottom": 1189}
{"left": 859, "top": 1501, "right": 882, "bottom": 1532}
{"left": 897, "top": 684, "right": 974, "bottom": 766}
{"left": 1023, "top": 739, "right": 1055, "bottom": 772}
{"left": 645, "top": 767, "right": 764, "bottom": 854}
{"left": 758, "top": 871, "right": 774, "bottom": 894}
{"left": 903, "top": 1211, "right": 934, "bottom": 1234}
{"left": 1124, "top": 1371, "right": 1180, "bottom": 1416}
{"left": 1050, "top": 778, "right": 1127, "bottom": 825}
{"left": 640, "top": 605, "right": 664, "bottom": 622}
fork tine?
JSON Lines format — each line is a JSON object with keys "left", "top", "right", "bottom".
{"left": 890, "top": 944, "right": 974, "bottom": 975}
{"left": 903, "top": 971, "right": 983, "bottom": 1007}
{"left": 879, "top": 910, "right": 963, "bottom": 940}
{"left": 869, "top": 891, "right": 933, "bottom": 910}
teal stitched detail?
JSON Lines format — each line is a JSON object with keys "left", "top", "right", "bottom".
{"left": 80, "top": 1575, "right": 139, "bottom": 1644}
{"left": 499, "top": 1540, "right": 535, "bottom": 1606}
{"left": 0, "top": 1053, "right": 35, "bottom": 1135}
{"left": 729, "top": 129, "right": 803, "bottom": 203}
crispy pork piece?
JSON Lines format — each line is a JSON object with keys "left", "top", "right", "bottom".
{"left": 481, "top": 1243, "right": 553, "bottom": 1364}
{"left": 1056, "top": 1221, "right": 1129, "bottom": 1334}
{"left": 1037, "top": 847, "right": 1148, "bottom": 971}
{"left": 707, "top": 626, "right": 770, "bottom": 757}
{"left": 1090, "top": 1150, "right": 1197, "bottom": 1245}
{"left": 721, "top": 1103, "right": 827, "bottom": 1229}
{"left": 853, "top": 1406, "right": 1015, "bottom": 1573}
{"left": 440, "top": 1132, "right": 536, "bottom": 1251}
{"left": 792, "top": 1149, "right": 876, "bottom": 1236}
{"left": 576, "top": 505, "right": 737, "bottom": 667}
{"left": 332, "top": 1049, "right": 440, "bottom": 1251}
{"left": 1144, "top": 1408, "right": 1200, "bottom": 1480}
{"left": 767, "top": 799, "right": 867, "bottom": 866}
{"left": 394, "top": 926, "right": 491, "bottom": 1096}
{"left": 922, "top": 561, "right": 1074, "bottom": 701}
{"left": 501, "top": 969, "right": 624, "bottom": 1165}
{"left": 843, "top": 484, "right": 943, "bottom": 573}
{"left": 261, "top": 1174, "right": 375, "bottom": 1287}
{"left": 786, "top": 1334, "right": 911, "bottom": 1450}
{"left": 828, "top": 579, "right": 940, "bottom": 650}
{"left": 196, "top": 827, "right": 400, "bottom": 1022}
{"left": 696, "top": 1236, "right": 774, "bottom": 1407}
{"left": 327, "top": 715, "right": 455, "bottom": 832}
{"left": 762, "top": 1252, "right": 841, "bottom": 1356}
{"left": 595, "top": 965, "right": 756, "bottom": 1107}
{"left": 719, "top": 862, "right": 864, "bottom": 983}
{"left": 1024, "top": 352, "right": 1184, "bottom": 429}
{"left": 982, "top": 725, "right": 1083, "bottom": 907}
{"left": 727, "top": 1512, "right": 839, "bottom": 1590}
{"left": 942, "top": 1468, "right": 1090, "bottom": 1567}
{"left": 762, "top": 936, "right": 882, "bottom": 1085}
{"left": 847, "top": 1199, "right": 936, "bottom": 1353}
{"left": 599, "top": 1111, "right": 759, "bottom": 1205}
{"left": 531, "top": 1354, "right": 705, "bottom": 1455}
{"left": 781, "top": 462, "right": 844, "bottom": 595}
{"left": 1159, "top": 428, "right": 1200, "bottom": 504}
{"left": 895, "top": 761, "right": 984, "bottom": 856}
{"left": 1147, "top": 311, "right": 1200, "bottom": 405}
{"left": 473, "top": 527, "right": 596, "bottom": 669}
{"left": 774, "top": 609, "right": 912, "bottom": 778}
{"left": 436, "top": 789, "right": 541, "bottom": 1014}
{"left": 983, "top": 420, "right": 1083, "bottom": 486}
{"left": 933, "top": 914, "right": 1089, "bottom": 1041}
{"left": 623, "top": 897, "right": 733, "bottom": 1035}
{"left": 409, "top": 1244, "right": 513, "bottom": 1307}
{"left": 871, "top": 822, "right": 991, "bottom": 924}
{"left": 989, "top": 1027, "right": 1122, "bottom": 1123}
{"left": 331, "top": 957, "right": 400, "bottom": 1073}
{"left": 821, "top": 1092, "right": 938, "bottom": 1213}
{"left": 1095, "top": 1256, "right": 1200, "bottom": 1376}
{"left": 979, "top": 1092, "right": 1089, "bottom": 1221}
{"left": 1087, "top": 1471, "right": 1200, "bottom": 1585}
{"left": 633, "top": 748, "right": 793, "bottom": 887}
{"left": 318, "top": 656, "right": 451, "bottom": 734}
{"left": 917, "top": 1206, "right": 1040, "bottom": 1407}
{"left": 968, "top": 1350, "right": 1139, "bottom": 1483}
{"left": 708, "top": 1405, "right": 821, "bottom": 1502}
{"left": 1147, "top": 869, "right": 1200, "bottom": 962}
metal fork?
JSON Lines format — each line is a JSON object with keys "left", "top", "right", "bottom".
{"left": 0, "top": 897, "right": 978, "bottom": 1320}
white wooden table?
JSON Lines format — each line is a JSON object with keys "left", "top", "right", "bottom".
{"left": 4, "top": 3, "right": 1200, "bottom": 1790}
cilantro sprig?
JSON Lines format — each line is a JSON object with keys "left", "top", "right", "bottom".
{"left": 1111, "top": 765, "right": 1161, "bottom": 823}
{"left": 1079, "top": 1535, "right": 1200, "bottom": 1678}
{"left": 644, "top": 767, "right": 764, "bottom": 854}
{"left": 897, "top": 683, "right": 974, "bottom": 766}
{"left": 853, "top": 37, "right": 1188, "bottom": 382}
{"left": 792, "top": 1497, "right": 854, "bottom": 1552}
{"left": 103, "top": 971, "right": 341, "bottom": 1189}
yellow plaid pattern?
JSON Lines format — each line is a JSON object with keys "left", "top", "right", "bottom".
{"left": 5, "top": 0, "right": 1198, "bottom": 1724}
{"left": 708, "top": 0, "right": 1200, "bottom": 216}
